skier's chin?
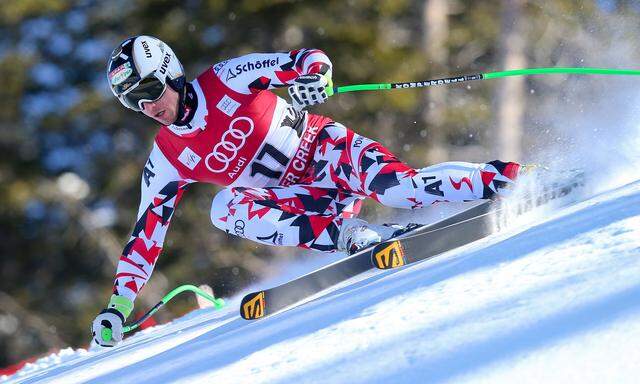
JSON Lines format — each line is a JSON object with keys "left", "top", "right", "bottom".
{"left": 153, "top": 110, "right": 177, "bottom": 126}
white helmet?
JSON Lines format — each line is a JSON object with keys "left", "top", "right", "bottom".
{"left": 107, "top": 35, "right": 185, "bottom": 111}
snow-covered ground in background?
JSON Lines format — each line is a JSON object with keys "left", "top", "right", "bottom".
{"left": 3, "top": 175, "right": 640, "bottom": 383}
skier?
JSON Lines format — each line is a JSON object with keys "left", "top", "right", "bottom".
{"left": 92, "top": 35, "right": 523, "bottom": 346}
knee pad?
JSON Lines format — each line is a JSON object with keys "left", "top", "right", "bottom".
{"left": 210, "top": 188, "right": 234, "bottom": 231}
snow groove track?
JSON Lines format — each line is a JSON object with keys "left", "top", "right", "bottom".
{"left": 5, "top": 180, "right": 640, "bottom": 384}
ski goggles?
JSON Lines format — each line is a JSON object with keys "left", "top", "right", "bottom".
{"left": 117, "top": 71, "right": 167, "bottom": 112}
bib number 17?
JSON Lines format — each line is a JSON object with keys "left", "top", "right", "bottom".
{"left": 250, "top": 144, "right": 289, "bottom": 180}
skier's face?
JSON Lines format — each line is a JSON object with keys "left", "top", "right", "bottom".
{"left": 140, "top": 85, "right": 179, "bottom": 125}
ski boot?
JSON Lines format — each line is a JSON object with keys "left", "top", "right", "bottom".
{"left": 479, "top": 160, "right": 527, "bottom": 199}
{"left": 484, "top": 161, "right": 584, "bottom": 207}
{"left": 337, "top": 218, "right": 417, "bottom": 255}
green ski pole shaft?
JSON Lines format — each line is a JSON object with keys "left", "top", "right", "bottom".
{"left": 122, "top": 284, "right": 225, "bottom": 334}
{"left": 332, "top": 67, "right": 640, "bottom": 94}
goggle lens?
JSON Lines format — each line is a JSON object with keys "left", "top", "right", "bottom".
{"left": 122, "top": 76, "right": 167, "bottom": 111}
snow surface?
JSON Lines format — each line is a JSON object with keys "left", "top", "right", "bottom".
{"left": 3, "top": 177, "right": 640, "bottom": 383}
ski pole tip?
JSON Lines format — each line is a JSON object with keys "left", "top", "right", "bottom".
{"left": 213, "top": 298, "right": 225, "bottom": 309}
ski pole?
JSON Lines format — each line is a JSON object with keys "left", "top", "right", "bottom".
{"left": 331, "top": 67, "right": 640, "bottom": 95}
{"left": 122, "top": 284, "right": 225, "bottom": 334}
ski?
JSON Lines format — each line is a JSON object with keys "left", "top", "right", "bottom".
{"left": 239, "top": 201, "right": 493, "bottom": 320}
{"left": 371, "top": 202, "right": 494, "bottom": 269}
{"left": 241, "top": 170, "right": 585, "bottom": 320}
{"left": 371, "top": 171, "right": 585, "bottom": 269}
{"left": 240, "top": 245, "right": 373, "bottom": 320}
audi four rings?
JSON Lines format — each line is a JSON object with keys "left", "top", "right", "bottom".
{"left": 205, "top": 116, "right": 255, "bottom": 173}
{"left": 234, "top": 219, "right": 246, "bottom": 236}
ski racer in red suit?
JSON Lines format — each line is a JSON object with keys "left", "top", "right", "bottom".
{"left": 92, "top": 36, "right": 523, "bottom": 346}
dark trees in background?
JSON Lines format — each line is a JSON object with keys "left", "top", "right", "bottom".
{"left": 0, "top": 0, "right": 638, "bottom": 367}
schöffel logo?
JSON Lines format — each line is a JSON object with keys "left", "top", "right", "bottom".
{"left": 226, "top": 58, "right": 280, "bottom": 81}
{"left": 242, "top": 292, "right": 266, "bottom": 319}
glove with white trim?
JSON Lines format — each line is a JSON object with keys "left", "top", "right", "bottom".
{"left": 288, "top": 73, "right": 333, "bottom": 111}
{"left": 91, "top": 294, "right": 133, "bottom": 347}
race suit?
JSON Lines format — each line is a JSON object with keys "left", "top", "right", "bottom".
{"left": 112, "top": 49, "right": 520, "bottom": 302}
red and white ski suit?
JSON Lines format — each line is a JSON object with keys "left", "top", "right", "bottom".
{"left": 113, "top": 49, "right": 519, "bottom": 302}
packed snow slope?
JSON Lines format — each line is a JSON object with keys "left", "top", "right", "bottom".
{"left": 5, "top": 179, "right": 640, "bottom": 384}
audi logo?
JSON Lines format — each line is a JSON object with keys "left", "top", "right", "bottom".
{"left": 234, "top": 219, "right": 246, "bottom": 236}
{"left": 205, "top": 116, "right": 254, "bottom": 173}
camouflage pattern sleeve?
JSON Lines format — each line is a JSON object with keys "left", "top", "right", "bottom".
{"left": 112, "top": 143, "right": 190, "bottom": 303}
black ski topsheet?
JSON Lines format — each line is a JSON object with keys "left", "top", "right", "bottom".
{"left": 239, "top": 201, "right": 493, "bottom": 320}
{"left": 240, "top": 171, "right": 585, "bottom": 320}
{"left": 371, "top": 201, "right": 494, "bottom": 269}
{"left": 240, "top": 244, "right": 373, "bottom": 320}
